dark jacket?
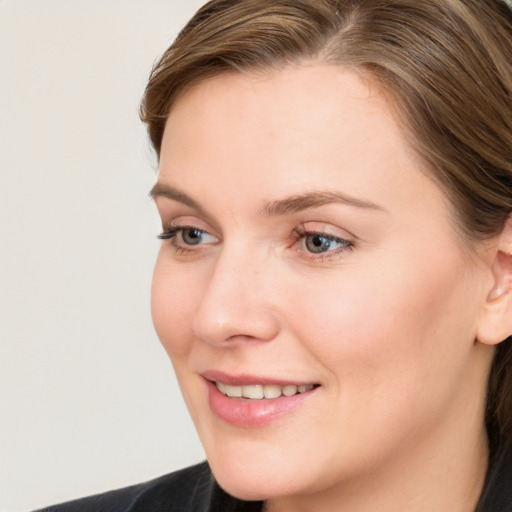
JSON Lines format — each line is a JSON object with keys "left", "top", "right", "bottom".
{"left": 35, "top": 462, "right": 262, "bottom": 512}
{"left": 35, "top": 446, "right": 512, "bottom": 512}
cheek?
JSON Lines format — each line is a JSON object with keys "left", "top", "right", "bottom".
{"left": 151, "top": 253, "right": 200, "bottom": 359}
{"left": 285, "top": 251, "right": 477, "bottom": 405}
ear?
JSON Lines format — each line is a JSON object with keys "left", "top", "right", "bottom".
{"left": 476, "top": 215, "right": 512, "bottom": 346}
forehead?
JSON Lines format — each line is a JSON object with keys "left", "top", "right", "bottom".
{"left": 160, "top": 65, "right": 414, "bottom": 183}
{"left": 159, "top": 66, "right": 458, "bottom": 227}
{"left": 165, "top": 65, "right": 385, "bottom": 134}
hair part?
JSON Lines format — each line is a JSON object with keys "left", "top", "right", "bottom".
{"left": 140, "top": 0, "right": 512, "bottom": 446}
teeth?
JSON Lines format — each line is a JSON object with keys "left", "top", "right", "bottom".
{"left": 263, "top": 385, "right": 282, "bottom": 399}
{"left": 215, "top": 381, "right": 316, "bottom": 400}
{"left": 242, "top": 385, "right": 264, "bottom": 399}
{"left": 225, "top": 384, "right": 242, "bottom": 398}
{"left": 282, "top": 385, "right": 298, "bottom": 396}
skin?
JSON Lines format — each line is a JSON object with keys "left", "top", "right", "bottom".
{"left": 151, "top": 65, "right": 498, "bottom": 512}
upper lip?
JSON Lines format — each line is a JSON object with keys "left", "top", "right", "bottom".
{"left": 202, "top": 369, "right": 319, "bottom": 387}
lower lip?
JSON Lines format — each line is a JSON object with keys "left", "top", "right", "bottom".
{"left": 206, "top": 380, "right": 318, "bottom": 427}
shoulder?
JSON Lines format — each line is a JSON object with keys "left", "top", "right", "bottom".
{"left": 33, "top": 461, "right": 215, "bottom": 512}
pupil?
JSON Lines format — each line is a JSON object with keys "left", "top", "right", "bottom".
{"left": 307, "top": 234, "right": 330, "bottom": 253}
{"left": 183, "top": 229, "right": 202, "bottom": 245}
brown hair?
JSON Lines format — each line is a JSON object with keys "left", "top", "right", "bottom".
{"left": 140, "top": 0, "right": 512, "bottom": 445}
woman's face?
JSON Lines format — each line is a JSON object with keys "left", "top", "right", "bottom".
{"left": 152, "top": 65, "right": 493, "bottom": 503}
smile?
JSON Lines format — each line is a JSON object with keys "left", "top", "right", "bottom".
{"left": 215, "top": 381, "right": 316, "bottom": 400}
{"left": 204, "top": 374, "right": 321, "bottom": 427}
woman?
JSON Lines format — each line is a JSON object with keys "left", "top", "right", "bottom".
{"left": 37, "top": 0, "right": 512, "bottom": 510}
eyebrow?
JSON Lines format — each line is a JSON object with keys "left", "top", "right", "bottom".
{"left": 263, "top": 190, "right": 385, "bottom": 215}
{"left": 150, "top": 183, "right": 385, "bottom": 216}
{"left": 150, "top": 183, "right": 207, "bottom": 216}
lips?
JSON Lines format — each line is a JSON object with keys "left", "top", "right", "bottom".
{"left": 202, "top": 370, "right": 320, "bottom": 427}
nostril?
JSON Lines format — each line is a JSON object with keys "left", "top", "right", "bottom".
{"left": 224, "top": 333, "right": 262, "bottom": 343}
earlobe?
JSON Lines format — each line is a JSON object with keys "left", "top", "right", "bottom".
{"left": 477, "top": 215, "right": 512, "bottom": 346}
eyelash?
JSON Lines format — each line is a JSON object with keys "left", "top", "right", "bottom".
{"left": 157, "top": 224, "right": 354, "bottom": 259}
{"left": 158, "top": 226, "right": 193, "bottom": 240}
{"left": 157, "top": 225, "right": 206, "bottom": 255}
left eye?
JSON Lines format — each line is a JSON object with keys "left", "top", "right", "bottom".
{"left": 292, "top": 228, "right": 353, "bottom": 255}
{"left": 304, "top": 233, "right": 349, "bottom": 253}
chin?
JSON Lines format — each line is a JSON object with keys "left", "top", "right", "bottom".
{"left": 205, "top": 441, "right": 337, "bottom": 503}
{"left": 211, "top": 463, "right": 299, "bottom": 502}
{"left": 214, "top": 476, "right": 272, "bottom": 502}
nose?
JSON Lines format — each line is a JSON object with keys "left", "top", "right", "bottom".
{"left": 192, "top": 243, "right": 280, "bottom": 346}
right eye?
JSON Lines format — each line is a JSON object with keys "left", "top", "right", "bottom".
{"left": 158, "top": 226, "right": 219, "bottom": 251}
{"left": 178, "top": 228, "right": 207, "bottom": 245}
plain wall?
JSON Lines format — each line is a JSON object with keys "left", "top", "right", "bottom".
{"left": 0, "top": 2, "right": 207, "bottom": 510}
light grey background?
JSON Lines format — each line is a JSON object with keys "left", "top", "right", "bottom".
{"left": 1, "top": 1, "right": 206, "bottom": 510}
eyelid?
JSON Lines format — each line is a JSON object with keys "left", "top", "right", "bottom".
{"left": 158, "top": 215, "right": 217, "bottom": 236}
{"left": 294, "top": 221, "right": 356, "bottom": 241}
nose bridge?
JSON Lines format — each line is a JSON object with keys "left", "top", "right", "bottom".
{"left": 192, "top": 239, "right": 279, "bottom": 345}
